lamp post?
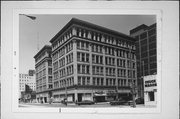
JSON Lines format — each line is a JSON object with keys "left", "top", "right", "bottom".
{"left": 20, "top": 14, "right": 36, "bottom": 20}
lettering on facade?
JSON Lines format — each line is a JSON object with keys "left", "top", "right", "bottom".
{"left": 145, "top": 79, "right": 157, "bottom": 87}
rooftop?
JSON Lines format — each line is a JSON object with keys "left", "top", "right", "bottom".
{"left": 50, "top": 18, "right": 135, "bottom": 43}
{"left": 34, "top": 45, "right": 51, "bottom": 59}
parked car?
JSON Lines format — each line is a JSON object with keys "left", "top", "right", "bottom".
{"left": 76, "top": 100, "right": 95, "bottom": 105}
{"left": 127, "top": 98, "right": 144, "bottom": 105}
{"left": 135, "top": 97, "right": 144, "bottom": 104}
{"left": 110, "top": 100, "right": 127, "bottom": 105}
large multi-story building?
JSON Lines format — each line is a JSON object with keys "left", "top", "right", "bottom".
{"left": 49, "top": 18, "right": 137, "bottom": 103}
{"left": 130, "top": 23, "right": 157, "bottom": 98}
{"left": 19, "top": 70, "right": 36, "bottom": 98}
{"left": 34, "top": 45, "right": 53, "bottom": 103}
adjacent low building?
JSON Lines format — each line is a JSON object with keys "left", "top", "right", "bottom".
{"left": 19, "top": 70, "right": 36, "bottom": 99}
{"left": 34, "top": 45, "right": 53, "bottom": 103}
{"left": 143, "top": 74, "right": 157, "bottom": 106}
{"left": 49, "top": 18, "right": 137, "bottom": 102}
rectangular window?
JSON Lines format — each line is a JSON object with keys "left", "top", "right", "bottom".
{"left": 82, "top": 77, "right": 86, "bottom": 85}
{"left": 87, "top": 77, "right": 90, "bottom": 85}
{"left": 78, "top": 77, "right": 81, "bottom": 85}
{"left": 101, "top": 78, "right": 104, "bottom": 85}
{"left": 77, "top": 52, "right": 80, "bottom": 61}
{"left": 92, "top": 55, "right": 95, "bottom": 63}
{"left": 100, "top": 56, "right": 103, "bottom": 64}
{"left": 92, "top": 66, "right": 95, "bottom": 75}
{"left": 82, "top": 53, "right": 85, "bottom": 62}
{"left": 81, "top": 42, "right": 84, "bottom": 49}
{"left": 93, "top": 78, "right": 96, "bottom": 85}
{"left": 86, "top": 65, "right": 89, "bottom": 74}
{"left": 82, "top": 65, "right": 85, "bottom": 74}
{"left": 100, "top": 67, "right": 103, "bottom": 75}
{"left": 97, "top": 67, "right": 99, "bottom": 74}
{"left": 86, "top": 54, "right": 89, "bottom": 62}
{"left": 96, "top": 56, "right": 99, "bottom": 64}
{"left": 106, "top": 79, "right": 109, "bottom": 86}
{"left": 97, "top": 78, "right": 100, "bottom": 85}
{"left": 77, "top": 65, "right": 81, "bottom": 74}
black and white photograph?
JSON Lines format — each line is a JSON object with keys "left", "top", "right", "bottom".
{"left": 1, "top": 1, "right": 179, "bottom": 119}
{"left": 18, "top": 14, "right": 158, "bottom": 109}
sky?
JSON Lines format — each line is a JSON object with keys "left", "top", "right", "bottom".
{"left": 19, "top": 15, "right": 156, "bottom": 74}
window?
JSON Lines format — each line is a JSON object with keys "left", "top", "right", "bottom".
{"left": 101, "top": 78, "right": 104, "bottom": 85}
{"left": 77, "top": 65, "right": 81, "bottom": 74}
{"left": 87, "top": 77, "right": 90, "bottom": 85}
{"left": 92, "top": 55, "right": 95, "bottom": 63}
{"left": 82, "top": 77, "right": 86, "bottom": 85}
{"left": 48, "top": 68, "right": 52, "bottom": 75}
{"left": 82, "top": 53, "right": 85, "bottom": 62}
{"left": 148, "top": 92, "right": 155, "bottom": 101}
{"left": 77, "top": 41, "right": 80, "bottom": 49}
{"left": 93, "top": 78, "right": 96, "bottom": 85}
{"left": 81, "top": 42, "right": 84, "bottom": 49}
{"left": 100, "top": 56, "right": 103, "bottom": 64}
{"left": 77, "top": 52, "right": 80, "bottom": 61}
{"left": 86, "top": 65, "right": 89, "bottom": 74}
{"left": 82, "top": 65, "right": 85, "bottom": 74}
{"left": 78, "top": 77, "right": 81, "bottom": 85}
{"left": 97, "top": 78, "right": 100, "bottom": 85}
{"left": 92, "top": 66, "right": 95, "bottom": 75}
{"left": 86, "top": 54, "right": 89, "bottom": 62}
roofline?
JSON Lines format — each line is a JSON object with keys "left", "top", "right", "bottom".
{"left": 34, "top": 45, "right": 52, "bottom": 59}
{"left": 130, "top": 23, "right": 156, "bottom": 35}
{"left": 50, "top": 18, "right": 135, "bottom": 43}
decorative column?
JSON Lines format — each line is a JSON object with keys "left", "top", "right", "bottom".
{"left": 93, "top": 32, "right": 96, "bottom": 40}
{"left": 102, "top": 46, "right": 106, "bottom": 86}
{"left": 101, "top": 35, "right": 105, "bottom": 42}
{"left": 83, "top": 30, "right": 86, "bottom": 38}
{"left": 89, "top": 43, "right": 93, "bottom": 85}
{"left": 79, "top": 28, "right": 81, "bottom": 37}
{"left": 97, "top": 33, "right": 100, "bottom": 41}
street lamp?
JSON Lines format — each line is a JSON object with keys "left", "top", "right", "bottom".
{"left": 20, "top": 14, "right": 36, "bottom": 20}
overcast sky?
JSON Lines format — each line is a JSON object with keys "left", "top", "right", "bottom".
{"left": 19, "top": 15, "right": 156, "bottom": 74}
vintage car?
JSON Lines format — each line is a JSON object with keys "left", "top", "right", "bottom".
{"left": 76, "top": 100, "right": 95, "bottom": 105}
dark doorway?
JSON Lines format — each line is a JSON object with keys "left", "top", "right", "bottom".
{"left": 94, "top": 96, "right": 105, "bottom": 102}
{"left": 78, "top": 94, "right": 82, "bottom": 102}
{"left": 148, "top": 92, "right": 154, "bottom": 101}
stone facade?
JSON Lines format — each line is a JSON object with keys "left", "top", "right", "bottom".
{"left": 34, "top": 45, "right": 53, "bottom": 103}
{"left": 49, "top": 18, "right": 137, "bottom": 102}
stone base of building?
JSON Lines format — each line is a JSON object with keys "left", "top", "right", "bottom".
{"left": 52, "top": 88, "right": 131, "bottom": 103}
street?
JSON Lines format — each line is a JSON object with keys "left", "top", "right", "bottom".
{"left": 19, "top": 102, "right": 156, "bottom": 108}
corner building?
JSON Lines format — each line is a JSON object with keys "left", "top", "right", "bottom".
{"left": 34, "top": 45, "right": 53, "bottom": 103}
{"left": 130, "top": 23, "right": 157, "bottom": 98}
{"left": 50, "top": 18, "right": 137, "bottom": 102}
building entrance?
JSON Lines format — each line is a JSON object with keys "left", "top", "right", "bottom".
{"left": 78, "top": 94, "right": 82, "bottom": 102}
{"left": 94, "top": 96, "right": 105, "bottom": 102}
